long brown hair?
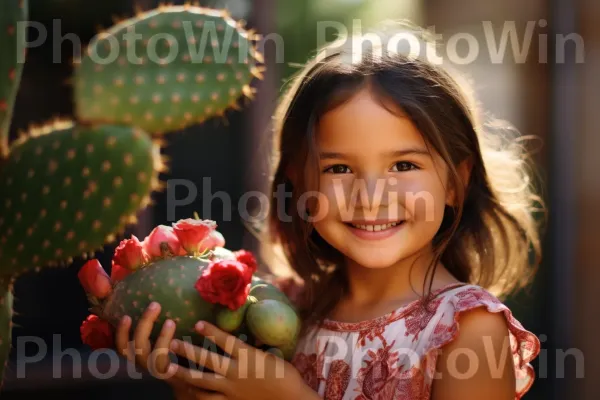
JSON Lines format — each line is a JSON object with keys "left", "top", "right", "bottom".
{"left": 259, "top": 23, "right": 544, "bottom": 334}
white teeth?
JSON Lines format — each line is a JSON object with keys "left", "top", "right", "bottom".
{"left": 350, "top": 222, "right": 401, "bottom": 231}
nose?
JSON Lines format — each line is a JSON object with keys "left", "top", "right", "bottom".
{"left": 354, "top": 173, "right": 390, "bottom": 209}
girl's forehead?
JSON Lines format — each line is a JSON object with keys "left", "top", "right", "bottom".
{"left": 315, "top": 90, "right": 426, "bottom": 151}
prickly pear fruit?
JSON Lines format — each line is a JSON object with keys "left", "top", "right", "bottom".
{"left": 274, "top": 334, "right": 299, "bottom": 361}
{"left": 0, "top": 121, "right": 165, "bottom": 276}
{"left": 73, "top": 5, "right": 265, "bottom": 134}
{"left": 0, "top": 277, "right": 13, "bottom": 389}
{"left": 249, "top": 282, "right": 294, "bottom": 308}
{"left": 215, "top": 297, "right": 253, "bottom": 333}
{"left": 245, "top": 299, "right": 300, "bottom": 348}
{"left": 0, "top": 0, "right": 27, "bottom": 156}
{"left": 101, "top": 256, "right": 217, "bottom": 345}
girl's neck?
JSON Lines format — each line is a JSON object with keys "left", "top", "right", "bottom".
{"left": 342, "top": 246, "right": 456, "bottom": 308}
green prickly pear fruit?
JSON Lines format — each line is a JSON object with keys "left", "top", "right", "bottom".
{"left": 0, "top": 0, "right": 27, "bottom": 157}
{"left": 245, "top": 299, "right": 300, "bottom": 348}
{"left": 0, "top": 120, "right": 166, "bottom": 276}
{"left": 101, "top": 256, "right": 217, "bottom": 345}
{"left": 0, "top": 276, "right": 13, "bottom": 389}
{"left": 215, "top": 297, "right": 254, "bottom": 333}
{"left": 274, "top": 336, "right": 299, "bottom": 361}
{"left": 249, "top": 282, "right": 294, "bottom": 308}
{"left": 73, "top": 4, "right": 265, "bottom": 134}
{"left": 268, "top": 321, "right": 300, "bottom": 362}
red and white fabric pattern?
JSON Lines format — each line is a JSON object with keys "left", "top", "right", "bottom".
{"left": 292, "top": 283, "right": 540, "bottom": 399}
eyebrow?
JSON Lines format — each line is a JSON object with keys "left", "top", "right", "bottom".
{"left": 319, "top": 147, "right": 430, "bottom": 160}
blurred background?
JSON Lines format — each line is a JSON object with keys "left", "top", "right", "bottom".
{"left": 2, "top": 0, "right": 598, "bottom": 398}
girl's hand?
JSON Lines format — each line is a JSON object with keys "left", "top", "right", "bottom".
{"left": 114, "top": 302, "right": 217, "bottom": 398}
{"left": 167, "top": 321, "right": 319, "bottom": 400}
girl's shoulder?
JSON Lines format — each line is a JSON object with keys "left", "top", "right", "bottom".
{"left": 425, "top": 284, "right": 539, "bottom": 377}
{"left": 296, "top": 282, "right": 540, "bottom": 399}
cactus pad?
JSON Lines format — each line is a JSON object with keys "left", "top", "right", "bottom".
{"left": 0, "top": 0, "right": 28, "bottom": 156}
{"left": 101, "top": 256, "right": 217, "bottom": 345}
{"left": 73, "top": 5, "right": 265, "bottom": 134}
{"left": 0, "top": 276, "right": 13, "bottom": 389}
{"left": 0, "top": 120, "right": 166, "bottom": 276}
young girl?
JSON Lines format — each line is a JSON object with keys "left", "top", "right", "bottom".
{"left": 115, "top": 23, "right": 543, "bottom": 399}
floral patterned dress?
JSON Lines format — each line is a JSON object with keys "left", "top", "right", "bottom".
{"left": 291, "top": 283, "right": 540, "bottom": 399}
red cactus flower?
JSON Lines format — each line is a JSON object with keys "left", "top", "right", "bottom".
{"left": 80, "top": 315, "right": 115, "bottom": 350}
{"left": 143, "top": 225, "right": 181, "bottom": 258}
{"left": 78, "top": 259, "right": 112, "bottom": 299}
{"left": 195, "top": 259, "right": 252, "bottom": 310}
{"left": 110, "top": 261, "right": 132, "bottom": 282}
{"left": 233, "top": 249, "right": 258, "bottom": 274}
{"left": 172, "top": 218, "right": 217, "bottom": 254}
{"left": 113, "top": 235, "right": 150, "bottom": 270}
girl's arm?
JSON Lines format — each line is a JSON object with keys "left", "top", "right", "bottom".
{"left": 431, "top": 308, "right": 515, "bottom": 400}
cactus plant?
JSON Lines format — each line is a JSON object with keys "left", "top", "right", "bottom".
{"left": 0, "top": 0, "right": 27, "bottom": 157}
{"left": 0, "top": 121, "right": 164, "bottom": 275}
{"left": 0, "top": 1, "right": 264, "bottom": 388}
{"left": 73, "top": 5, "right": 264, "bottom": 133}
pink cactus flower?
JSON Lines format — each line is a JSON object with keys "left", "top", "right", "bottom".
{"left": 143, "top": 225, "right": 181, "bottom": 258}
{"left": 199, "top": 230, "right": 226, "bottom": 253}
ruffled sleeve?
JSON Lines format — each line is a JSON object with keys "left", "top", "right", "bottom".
{"left": 425, "top": 285, "right": 540, "bottom": 399}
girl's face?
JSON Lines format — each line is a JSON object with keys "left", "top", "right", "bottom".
{"left": 305, "top": 87, "right": 454, "bottom": 269}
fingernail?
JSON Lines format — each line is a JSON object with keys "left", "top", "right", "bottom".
{"left": 195, "top": 321, "right": 204, "bottom": 331}
{"left": 170, "top": 340, "right": 178, "bottom": 351}
{"left": 148, "top": 302, "right": 158, "bottom": 310}
{"left": 120, "top": 316, "right": 130, "bottom": 325}
{"left": 167, "top": 364, "right": 176, "bottom": 374}
{"left": 164, "top": 319, "right": 173, "bottom": 329}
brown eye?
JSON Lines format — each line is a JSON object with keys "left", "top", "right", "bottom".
{"left": 324, "top": 164, "right": 351, "bottom": 174}
{"left": 391, "top": 162, "right": 417, "bottom": 172}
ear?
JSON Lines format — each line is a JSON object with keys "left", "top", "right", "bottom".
{"left": 446, "top": 157, "right": 473, "bottom": 206}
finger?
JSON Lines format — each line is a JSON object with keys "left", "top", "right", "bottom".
{"left": 133, "top": 302, "right": 161, "bottom": 365}
{"left": 167, "top": 363, "right": 228, "bottom": 394}
{"left": 169, "top": 339, "right": 233, "bottom": 377}
{"left": 194, "top": 321, "right": 252, "bottom": 360}
{"left": 147, "top": 319, "right": 176, "bottom": 378}
{"left": 115, "top": 316, "right": 134, "bottom": 362}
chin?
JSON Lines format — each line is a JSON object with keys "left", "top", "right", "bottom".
{"left": 345, "top": 251, "right": 406, "bottom": 269}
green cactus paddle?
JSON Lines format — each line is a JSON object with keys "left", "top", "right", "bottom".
{"left": 0, "top": 121, "right": 166, "bottom": 276}
{"left": 73, "top": 5, "right": 265, "bottom": 134}
{"left": 0, "top": 277, "right": 13, "bottom": 389}
{"left": 0, "top": 0, "right": 27, "bottom": 157}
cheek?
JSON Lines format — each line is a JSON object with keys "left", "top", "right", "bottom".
{"left": 400, "top": 177, "right": 447, "bottom": 222}
{"left": 307, "top": 177, "right": 352, "bottom": 220}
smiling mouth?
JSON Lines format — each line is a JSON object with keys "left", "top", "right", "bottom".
{"left": 344, "top": 221, "right": 405, "bottom": 232}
